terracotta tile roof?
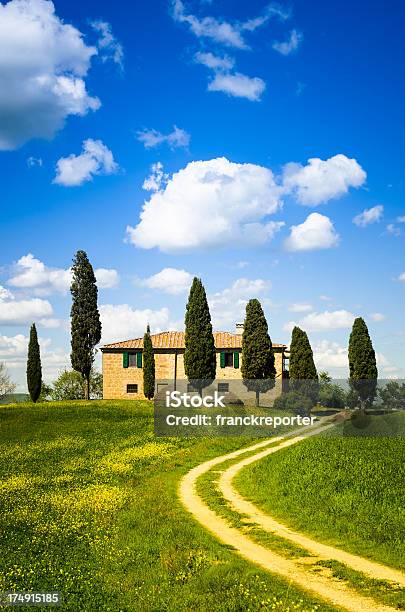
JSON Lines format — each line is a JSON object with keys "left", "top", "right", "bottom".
{"left": 101, "top": 331, "right": 286, "bottom": 350}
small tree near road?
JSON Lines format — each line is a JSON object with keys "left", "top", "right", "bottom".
{"left": 241, "top": 299, "right": 276, "bottom": 407}
{"left": 184, "top": 278, "right": 216, "bottom": 396}
{"left": 70, "top": 250, "right": 102, "bottom": 400}
{"left": 27, "top": 323, "right": 42, "bottom": 403}
{"left": 348, "top": 317, "right": 378, "bottom": 411}
{"left": 143, "top": 325, "right": 155, "bottom": 400}
{"left": 0, "top": 362, "right": 16, "bottom": 400}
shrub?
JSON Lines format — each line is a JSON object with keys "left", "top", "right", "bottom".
{"left": 273, "top": 391, "right": 313, "bottom": 416}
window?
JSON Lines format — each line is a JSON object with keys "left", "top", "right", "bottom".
{"left": 220, "top": 351, "right": 239, "bottom": 368}
{"left": 128, "top": 353, "right": 137, "bottom": 367}
{"left": 124, "top": 352, "right": 142, "bottom": 368}
{"left": 127, "top": 384, "right": 138, "bottom": 394}
{"left": 218, "top": 383, "right": 229, "bottom": 393}
{"left": 224, "top": 353, "right": 233, "bottom": 367}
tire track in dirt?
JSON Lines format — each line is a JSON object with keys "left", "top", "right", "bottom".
{"left": 179, "top": 421, "right": 401, "bottom": 612}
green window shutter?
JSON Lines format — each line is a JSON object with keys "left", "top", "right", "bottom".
{"left": 220, "top": 352, "right": 225, "bottom": 368}
{"left": 136, "top": 352, "right": 143, "bottom": 368}
{"left": 123, "top": 352, "right": 129, "bottom": 368}
{"left": 233, "top": 352, "right": 239, "bottom": 369}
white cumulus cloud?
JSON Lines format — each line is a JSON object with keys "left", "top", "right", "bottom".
{"left": 398, "top": 272, "right": 405, "bottom": 282}
{"left": 283, "top": 154, "right": 366, "bottom": 206}
{"left": 99, "top": 305, "right": 175, "bottom": 345}
{"left": 209, "top": 278, "right": 270, "bottom": 329}
{"left": 285, "top": 309, "right": 355, "bottom": 333}
{"left": 353, "top": 205, "right": 384, "bottom": 227}
{"left": 0, "top": 0, "right": 100, "bottom": 150}
{"left": 0, "top": 293, "right": 53, "bottom": 326}
{"left": 127, "top": 157, "right": 284, "bottom": 253}
{"left": 137, "top": 125, "right": 190, "bottom": 149}
{"left": 273, "top": 29, "right": 303, "bottom": 55}
{"left": 95, "top": 268, "right": 120, "bottom": 289}
{"left": 208, "top": 72, "right": 266, "bottom": 101}
{"left": 9, "top": 254, "right": 119, "bottom": 293}
{"left": 313, "top": 340, "right": 349, "bottom": 374}
{"left": 284, "top": 213, "right": 339, "bottom": 252}
{"left": 137, "top": 268, "right": 193, "bottom": 295}
{"left": 54, "top": 139, "right": 118, "bottom": 187}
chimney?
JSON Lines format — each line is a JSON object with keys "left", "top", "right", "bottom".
{"left": 235, "top": 323, "right": 244, "bottom": 334}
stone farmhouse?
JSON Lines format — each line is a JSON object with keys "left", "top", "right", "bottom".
{"left": 101, "top": 324, "right": 289, "bottom": 400}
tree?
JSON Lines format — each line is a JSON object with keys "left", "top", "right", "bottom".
{"left": 0, "top": 362, "right": 16, "bottom": 400}
{"left": 378, "top": 381, "right": 405, "bottom": 411}
{"left": 39, "top": 382, "right": 53, "bottom": 402}
{"left": 184, "top": 277, "right": 216, "bottom": 396}
{"left": 241, "top": 299, "right": 276, "bottom": 407}
{"left": 143, "top": 325, "right": 155, "bottom": 400}
{"left": 27, "top": 323, "right": 42, "bottom": 403}
{"left": 70, "top": 250, "right": 102, "bottom": 400}
{"left": 52, "top": 370, "right": 84, "bottom": 400}
{"left": 348, "top": 317, "right": 378, "bottom": 410}
{"left": 51, "top": 369, "right": 102, "bottom": 401}
{"left": 318, "top": 371, "right": 346, "bottom": 409}
{"left": 289, "top": 326, "right": 318, "bottom": 403}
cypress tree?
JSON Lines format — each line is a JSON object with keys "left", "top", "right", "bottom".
{"left": 70, "top": 250, "right": 102, "bottom": 400}
{"left": 348, "top": 317, "right": 378, "bottom": 409}
{"left": 241, "top": 299, "right": 276, "bottom": 407}
{"left": 289, "top": 326, "right": 318, "bottom": 402}
{"left": 27, "top": 323, "right": 42, "bottom": 403}
{"left": 143, "top": 325, "right": 155, "bottom": 400}
{"left": 184, "top": 277, "right": 216, "bottom": 395}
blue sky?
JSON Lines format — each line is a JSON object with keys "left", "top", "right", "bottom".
{"left": 0, "top": 0, "right": 404, "bottom": 389}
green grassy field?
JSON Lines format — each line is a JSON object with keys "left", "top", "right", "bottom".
{"left": 236, "top": 411, "right": 405, "bottom": 572}
{"left": 0, "top": 400, "right": 330, "bottom": 612}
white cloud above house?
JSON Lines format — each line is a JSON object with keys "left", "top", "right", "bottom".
{"left": 54, "top": 139, "right": 119, "bottom": 187}
{"left": 284, "top": 309, "right": 356, "bottom": 332}
{"left": 99, "top": 304, "right": 175, "bottom": 344}
{"left": 283, "top": 154, "right": 366, "bottom": 205}
{"left": 8, "top": 254, "right": 119, "bottom": 294}
{"left": 127, "top": 157, "right": 284, "bottom": 252}
{"left": 91, "top": 20, "right": 124, "bottom": 68}
{"left": 353, "top": 205, "right": 384, "bottom": 227}
{"left": 208, "top": 278, "right": 270, "bottom": 329}
{"left": 208, "top": 72, "right": 266, "bottom": 101}
{"left": 273, "top": 29, "right": 303, "bottom": 55}
{"left": 284, "top": 213, "right": 340, "bottom": 252}
{"left": 0, "top": 0, "right": 100, "bottom": 150}
{"left": 137, "top": 125, "right": 190, "bottom": 149}
{"left": 313, "top": 340, "right": 349, "bottom": 374}
{"left": 137, "top": 268, "right": 193, "bottom": 295}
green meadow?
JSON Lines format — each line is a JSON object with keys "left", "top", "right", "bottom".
{"left": 236, "top": 411, "right": 405, "bottom": 571}
{"left": 0, "top": 400, "right": 330, "bottom": 612}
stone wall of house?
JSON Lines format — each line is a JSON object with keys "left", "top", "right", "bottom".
{"left": 102, "top": 348, "right": 285, "bottom": 400}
